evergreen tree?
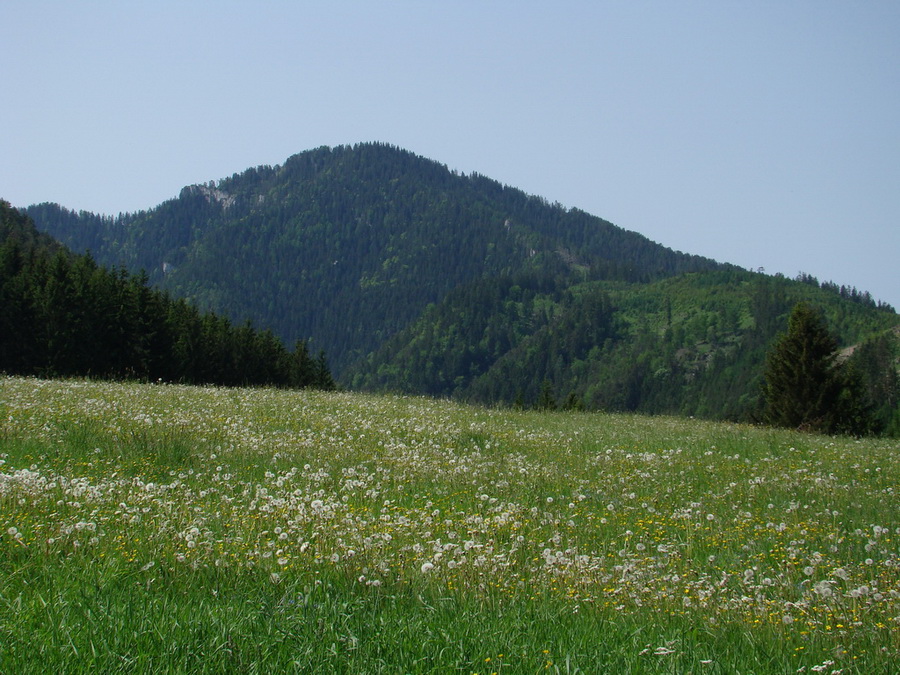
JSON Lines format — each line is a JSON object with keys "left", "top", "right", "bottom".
{"left": 537, "top": 379, "right": 557, "bottom": 410}
{"left": 0, "top": 201, "right": 336, "bottom": 390}
{"left": 845, "top": 330, "right": 900, "bottom": 436}
{"left": 762, "top": 302, "right": 865, "bottom": 433}
{"left": 314, "top": 350, "right": 337, "bottom": 390}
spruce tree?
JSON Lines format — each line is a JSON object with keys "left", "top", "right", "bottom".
{"left": 537, "top": 379, "right": 557, "bottom": 410}
{"left": 762, "top": 302, "right": 846, "bottom": 433}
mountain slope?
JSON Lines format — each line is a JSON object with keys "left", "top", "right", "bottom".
{"left": 355, "top": 268, "right": 899, "bottom": 420}
{"left": 22, "top": 143, "right": 898, "bottom": 429}
{"left": 26, "top": 142, "right": 726, "bottom": 375}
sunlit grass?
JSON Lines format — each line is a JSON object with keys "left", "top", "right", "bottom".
{"left": 1, "top": 375, "right": 898, "bottom": 673}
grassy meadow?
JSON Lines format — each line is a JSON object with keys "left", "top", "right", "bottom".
{"left": 1, "top": 376, "right": 898, "bottom": 673}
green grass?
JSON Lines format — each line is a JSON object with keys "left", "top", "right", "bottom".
{"left": 1, "top": 376, "right": 898, "bottom": 673}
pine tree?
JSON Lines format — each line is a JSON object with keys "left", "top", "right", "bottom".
{"left": 537, "top": 379, "right": 557, "bottom": 410}
{"left": 314, "top": 350, "right": 336, "bottom": 390}
{"left": 762, "top": 302, "right": 854, "bottom": 433}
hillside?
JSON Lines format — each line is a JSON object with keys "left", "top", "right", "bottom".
{"left": 26, "top": 143, "right": 725, "bottom": 372}
{"left": 356, "top": 269, "right": 899, "bottom": 422}
{"left": 22, "top": 143, "right": 899, "bottom": 426}
{"left": 0, "top": 201, "right": 334, "bottom": 389}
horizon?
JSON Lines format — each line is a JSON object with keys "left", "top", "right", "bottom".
{"left": 3, "top": 2, "right": 898, "bottom": 309}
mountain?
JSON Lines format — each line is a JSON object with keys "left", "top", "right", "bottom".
{"left": 23, "top": 142, "right": 899, "bottom": 428}
{"left": 25, "top": 143, "right": 725, "bottom": 370}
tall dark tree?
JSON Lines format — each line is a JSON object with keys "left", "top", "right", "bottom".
{"left": 762, "top": 302, "right": 869, "bottom": 434}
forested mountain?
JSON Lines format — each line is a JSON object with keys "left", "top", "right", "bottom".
{"left": 355, "top": 269, "right": 898, "bottom": 427}
{"left": 0, "top": 201, "right": 334, "bottom": 389}
{"left": 22, "top": 143, "right": 899, "bottom": 430}
{"left": 26, "top": 143, "right": 724, "bottom": 372}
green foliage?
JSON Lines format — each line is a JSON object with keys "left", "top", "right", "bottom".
{"left": 26, "top": 143, "right": 726, "bottom": 378}
{"left": 762, "top": 302, "right": 875, "bottom": 435}
{"left": 762, "top": 302, "right": 841, "bottom": 431}
{"left": 845, "top": 327, "right": 900, "bottom": 436}
{"left": 360, "top": 269, "right": 897, "bottom": 430}
{"left": 0, "top": 201, "right": 335, "bottom": 390}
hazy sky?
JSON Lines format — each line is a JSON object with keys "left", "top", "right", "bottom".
{"left": 3, "top": 1, "right": 899, "bottom": 309}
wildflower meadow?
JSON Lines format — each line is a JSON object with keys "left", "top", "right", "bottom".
{"left": 1, "top": 376, "right": 898, "bottom": 673}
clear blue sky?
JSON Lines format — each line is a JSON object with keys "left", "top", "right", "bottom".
{"left": 3, "top": 1, "right": 899, "bottom": 309}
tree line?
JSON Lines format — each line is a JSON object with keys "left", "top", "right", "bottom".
{"left": 795, "top": 272, "right": 895, "bottom": 313}
{"left": 0, "top": 201, "right": 334, "bottom": 390}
